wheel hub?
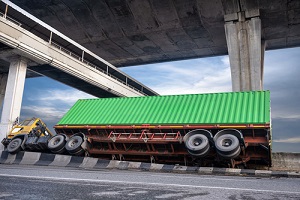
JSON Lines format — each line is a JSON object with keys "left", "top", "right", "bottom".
{"left": 70, "top": 140, "right": 78, "bottom": 147}
{"left": 53, "top": 139, "right": 59, "bottom": 145}
{"left": 11, "top": 141, "right": 18, "bottom": 148}
{"left": 193, "top": 138, "right": 202, "bottom": 146}
{"left": 222, "top": 139, "right": 232, "bottom": 147}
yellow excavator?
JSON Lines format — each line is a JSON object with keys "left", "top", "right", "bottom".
{"left": 1, "top": 117, "right": 55, "bottom": 154}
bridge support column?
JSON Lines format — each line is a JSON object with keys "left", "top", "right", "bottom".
{"left": 225, "top": 10, "right": 264, "bottom": 91}
{"left": 0, "top": 57, "right": 27, "bottom": 150}
{"left": 0, "top": 73, "right": 8, "bottom": 108}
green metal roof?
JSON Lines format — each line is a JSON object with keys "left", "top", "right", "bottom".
{"left": 57, "top": 91, "right": 270, "bottom": 126}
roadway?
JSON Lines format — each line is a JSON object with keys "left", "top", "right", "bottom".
{"left": 0, "top": 165, "right": 299, "bottom": 199}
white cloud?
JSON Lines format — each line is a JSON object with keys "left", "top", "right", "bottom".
{"left": 221, "top": 56, "right": 230, "bottom": 66}
{"left": 28, "top": 89, "right": 94, "bottom": 106}
{"left": 273, "top": 137, "right": 300, "bottom": 143}
{"left": 272, "top": 115, "right": 300, "bottom": 120}
{"left": 22, "top": 105, "right": 67, "bottom": 122}
{"left": 151, "top": 65, "right": 231, "bottom": 95}
{"left": 122, "top": 56, "right": 232, "bottom": 95}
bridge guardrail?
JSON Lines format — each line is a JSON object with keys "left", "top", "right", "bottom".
{"left": 0, "top": 11, "right": 21, "bottom": 26}
{"left": 50, "top": 41, "right": 144, "bottom": 94}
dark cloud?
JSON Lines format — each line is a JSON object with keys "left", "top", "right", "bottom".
{"left": 264, "top": 47, "right": 300, "bottom": 152}
{"left": 272, "top": 142, "right": 300, "bottom": 153}
{"left": 272, "top": 118, "right": 299, "bottom": 140}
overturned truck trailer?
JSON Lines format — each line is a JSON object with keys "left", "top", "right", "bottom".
{"left": 54, "top": 91, "right": 271, "bottom": 168}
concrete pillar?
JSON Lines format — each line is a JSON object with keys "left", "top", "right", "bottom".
{"left": 0, "top": 57, "right": 27, "bottom": 150}
{"left": 225, "top": 10, "right": 264, "bottom": 91}
{"left": 0, "top": 73, "right": 8, "bottom": 108}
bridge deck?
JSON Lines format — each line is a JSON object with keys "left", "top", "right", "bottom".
{"left": 2, "top": 0, "right": 299, "bottom": 67}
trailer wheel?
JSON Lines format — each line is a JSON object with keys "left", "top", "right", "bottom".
{"left": 184, "top": 134, "right": 210, "bottom": 157}
{"left": 65, "top": 136, "right": 83, "bottom": 154}
{"left": 214, "top": 134, "right": 241, "bottom": 159}
{"left": 7, "top": 138, "right": 23, "bottom": 154}
{"left": 48, "top": 135, "right": 66, "bottom": 153}
{"left": 72, "top": 147, "right": 85, "bottom": 156}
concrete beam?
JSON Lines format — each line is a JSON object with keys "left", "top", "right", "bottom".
{"left": 0, "top": 73, "right": 8, "bottom": 108}
{"left": 225, "top": 10, "right": 264, "bottom": 91}
{"left": 0, "top": 57, "right": 27, "bottom": 150}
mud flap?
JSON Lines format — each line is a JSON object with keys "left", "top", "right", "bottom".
{"left": 81, "top": 137, "right": 92, "bottom": 156}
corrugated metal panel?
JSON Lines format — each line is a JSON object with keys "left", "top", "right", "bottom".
{"left": 57, "top": 91, "right": 270, "bottom": 125}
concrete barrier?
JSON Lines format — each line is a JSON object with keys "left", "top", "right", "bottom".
{"left": 0, "top": 151, "right": 299, "bottom": 178}
{"left": 271, "top": 152, "right": 300, "bottom": 171}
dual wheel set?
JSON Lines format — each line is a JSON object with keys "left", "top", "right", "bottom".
{"left": 47, "top": 133, "right": 86, "bottom": 156}
{"left": 183, "top": 129, "right": 245, "bottom": 159}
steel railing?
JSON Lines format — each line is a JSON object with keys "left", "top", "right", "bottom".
{"left": 50, "top": 42, "right": 144, "bottom": 94}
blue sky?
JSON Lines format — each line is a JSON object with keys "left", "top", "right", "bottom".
{"left": 20, "top": 47, "right": 300, "bottom": 153}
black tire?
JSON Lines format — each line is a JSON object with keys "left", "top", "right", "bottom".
{"left": 215, "top": 134, "right": 241, "bottom": 159}
{"left": 7, "top": 138, "right": 23, "bottom": 154}
{"left": 48, "top": 135, "right": 66, "bottom": 153}
{"left": 72, "top": 148, "right": 85, "bottom": 156}
{"left": 184, "top": 134, "right": 210, "bottom": 157}
{"left": 65, "top": 136, "right": 83, "bottom": 154}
